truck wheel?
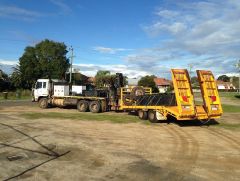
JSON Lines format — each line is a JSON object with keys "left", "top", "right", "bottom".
{"left": 39, "top": 98, "right": 48, "bottom": 109}
{"left": 89, "top": 101, "right": 101, "bottom": 113}
{"left": 148, "top": 110, "right": 158, "bottom": 123}
{"left": 77, "top": 100, "right": 89, "bottom": 112}
{"left": 138, "top": 110, "right": 148, "bottom": 120}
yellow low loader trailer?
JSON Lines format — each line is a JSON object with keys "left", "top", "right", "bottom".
{"left": 119, "top": 69, "right": 223, "bottom": 122}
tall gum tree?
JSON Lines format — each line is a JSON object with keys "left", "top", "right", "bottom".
{"left": 16, "top": 39, "right": 69, "bottom": 89}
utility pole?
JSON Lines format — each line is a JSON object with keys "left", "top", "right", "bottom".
{"left": 69, "top": 46, "right": 74, "bottom": 84}
{"left": 236, "top": 60, "right": 240, "bottom": 94}
{"left": 188, "top": 64, "right": 193, "bottom": 78}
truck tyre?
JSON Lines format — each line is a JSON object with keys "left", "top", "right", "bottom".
{"left": 89, "top": 101, "right": 101, "bottom": 113}
{"left": 138, "top": 110, "right": 148, "bottom": 120}
{"left": 39, "top": 98, "right": 48, "bottom": 109}
{"left": 148, "top": 110, "right": 158, "bottom": 123}
{"left": 77, "top": 100, "right": 89, "bottom": 112}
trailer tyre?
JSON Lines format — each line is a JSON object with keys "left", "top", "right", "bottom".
{"left": 39, "top": 98, "right": 48, "bottom": 109}
{"left": 148, "top": 110, "right": 158, "bottom": 123}
{"left": 138, "top": 110, "right": 148, "bottom": 120}
{"left": 89, "top": 101, "right": 101, "bottom": 113}
{"left": 77, "top": 100, "right": 89, "bottom": 112}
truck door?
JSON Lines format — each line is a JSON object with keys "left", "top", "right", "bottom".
{"left": 34, "top": 81, "right": 49, "bottom": 100}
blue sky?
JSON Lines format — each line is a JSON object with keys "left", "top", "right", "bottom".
{"left": 0, "top": 0, "right": 239, "bottom": 78}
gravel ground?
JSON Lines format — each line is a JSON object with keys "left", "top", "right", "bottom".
{"left": 0, "top": 100, "right": 239, "bottom": 181}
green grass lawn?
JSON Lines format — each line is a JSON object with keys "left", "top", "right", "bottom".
{"left": 0, "top": 90, "right": 32, "bottom": 101}
{"left": 222, "top": 104, "right": 240, "bottom": 113}
{"left": 20, "top": 112, "right": 142, "bottom": 124}
{"left": 214, "top": 122, "right": 240, "bottom": 130}
{"left": 219, "top": 92, "right": 240, "bottom": 99}
{"left": 0, "top": 95, "right": 32, "bottom": 101}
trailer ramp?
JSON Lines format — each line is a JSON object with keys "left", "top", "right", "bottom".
{"left": 197, "top": 70, "right": 223, "bottom": 118}
{"left": 170, "top": 69, "right": 196, "bottom": 119}
{"left": 167, "top": 69, "right": 222, "bottom": 120}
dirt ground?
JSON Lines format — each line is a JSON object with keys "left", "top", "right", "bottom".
{"left": 0, "top": 100, "right": 240, "bottom": 181}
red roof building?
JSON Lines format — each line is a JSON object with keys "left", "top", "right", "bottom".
{"left": 154, "top": 78, "right": 172, "bottom": 93}
{"left": 216, "top": 80, "right": 235, "bottom": 90}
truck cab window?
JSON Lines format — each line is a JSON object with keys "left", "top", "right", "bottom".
{"left": 36, "top": 82, "right": 42, "bottom": 89}
{"left": 43, "top": 82, "right": 46, "bottom": 88}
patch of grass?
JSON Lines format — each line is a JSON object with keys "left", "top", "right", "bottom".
{"left": 222, "top": 104, "right": 240, "bottom": 113}
{"left": 219, "top": 92, "right": 240, "bottom": 99}
{"left": 20, "top": 112, "right": 141, "bottom": 123}
{"left": 0, "top": 96, "right": 32, "bottom": 101}
{"left": 213, "top": 123, "right": 240, "bottom": 130}
{"left": 0, "top": 90, "right": 32, "bottom": 101}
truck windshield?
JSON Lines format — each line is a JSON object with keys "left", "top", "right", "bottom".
{"left": 36, "top": 82, "right": 42, "bottom": 89}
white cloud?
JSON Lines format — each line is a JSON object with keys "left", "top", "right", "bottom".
{"left": 0, "top": 59, "right": 18, "bottom": 65}
{"left": 155, "top": 9, "right": 179, "bottom": 18}
{"left": 93, "top": 46, "right": 133, "bottom": 54}
{"left": 144, "top": 1, "right": 240, "bottom": 57}
{"left": 0, "top": 5, "right": 43, "bottom": 21}
{"left": 144, "top": 22, "right": 186, "bottom": 36}
{"left": 73, "top": 63, "right": 148, "bottom": 78}
{"left": 49, "top": 0, "right": 72, "bottom": 13}
{"left": 139, "top": 0, "right": 240, "bottom": 76}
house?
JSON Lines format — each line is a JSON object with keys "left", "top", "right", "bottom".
{"left": 65, "top": 68, "right": 94, "bottom": 85}
{"left": 216, "top": 80, "right": 236, "bottom": 91}
{"left": 154, "top": 78, "right": 172, "bottom": 93}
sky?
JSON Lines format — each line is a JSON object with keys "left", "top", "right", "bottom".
{"left": 0, "top": 0, "right": 239, "bottom": 78}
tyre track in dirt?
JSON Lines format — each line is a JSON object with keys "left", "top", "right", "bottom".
{"left": 204, "top": 128, "right": 240, "bottom": 150}
{"left": 163, "top": 124, "right": 199, "bottom": 180}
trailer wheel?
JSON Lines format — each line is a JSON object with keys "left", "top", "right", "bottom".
{"left": 148, "top": 110, "right": 158, "bottom": 123}
{"left": 89, "top": 101, "right": 101, "bottom": 113}
{"left": 39, "top": 98, "right": 48, "bottom": 109}
{"left": 77, "top": 100, "right": 89, "bottom": 112}
{"left": 138, "top": 110, "right": 148, "bottom": 120}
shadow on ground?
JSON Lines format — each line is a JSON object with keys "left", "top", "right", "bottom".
{"left": 168, "top": 117, "right": 219, "bottom": 127}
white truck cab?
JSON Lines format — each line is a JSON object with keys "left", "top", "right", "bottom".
{"left": 32, "top": 79, "right": 86, "bottom": 102}
{"left": 32, "top": 79, "right": 50, "bottom": 101}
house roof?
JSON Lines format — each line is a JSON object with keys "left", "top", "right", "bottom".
{"left": 216, "top": 80, "right": 233, "bottom": 86}
{"left": 216, "top": 80, "right": 236, "bottom": 89}
{"left": 87, "top": 77, "right": 95, "bottom": 83}
{"left": 154, "top": 78, "right": 172, "bottom": 86}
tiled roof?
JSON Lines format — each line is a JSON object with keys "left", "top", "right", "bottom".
{"left": 154, "top": 78, "right": 171, "bottom": 86}
{"left": 216, "top": 80, "right": 232, "bottom": 86}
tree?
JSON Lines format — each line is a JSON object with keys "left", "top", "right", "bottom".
{"left": 94, "top": 70, "right": 128, "bottom": 88}
{"left": 14, "top": 39, "right": 69, "bottom": 89}
{"left": 95, "top": 70, "right": 111, "bottom": 88}
{"left": 191, "top": 76, "right": 199, "bottom": 88}
{"left": 217, "top": 75, "right": 230, "bottom": 82}
{"left": 0, "top": 69, "right": 11, "bottom": 91}
{"left": 231, "top": 76, "right": 239, "bottom": 89}
{"left": 138, "top": 75, "right": 158, "bottom": 93}
{"left": 10, "top": 65, "right": 24, "bottom": 88}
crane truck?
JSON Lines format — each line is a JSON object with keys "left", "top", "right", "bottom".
{"left": 32, "top": 69, "right": 223, "bottom": 123}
